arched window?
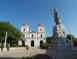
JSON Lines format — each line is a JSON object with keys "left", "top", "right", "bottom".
{"left": 23, "top": 28, "right": 25, "bottom": 31}
{"left": 40, "top": 34, "right": 42, "bottom": 37}
{"left": 32, "top": 35, "right": 34, "bottom": 37}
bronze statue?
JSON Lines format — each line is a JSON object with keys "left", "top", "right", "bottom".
{"left": 51, "top": 8, "right": 61, "bottom": 25}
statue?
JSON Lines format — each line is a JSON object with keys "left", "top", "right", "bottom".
{"left": 51, "top": 8, "right": 67, "bottom": 39}
{"left": 46, "top": 8, "right": 77, "bottom": 59}
{"left": 51, "top": 8, "right": 61, "bottom": 25}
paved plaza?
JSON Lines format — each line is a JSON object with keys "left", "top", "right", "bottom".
{"left": 0, "top": 47, "right": 46, "bottom": 59}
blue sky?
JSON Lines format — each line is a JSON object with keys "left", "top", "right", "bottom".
{"left": 0, "top": 0, "right": 77, "bottom": 37}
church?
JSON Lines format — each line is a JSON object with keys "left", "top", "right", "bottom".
{"left": 18, "top": 23, "right": 46, "bottom": 47}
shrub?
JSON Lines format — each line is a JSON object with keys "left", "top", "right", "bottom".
{"left": 26, "top": 45, "right": 29, "bottom": 50}
{"left": 10, "top": 45, "right": 22, "bottom": 47}
{"left": 0, "top": 46, "right": 4, "bottom": 51}
{"left": 41, "top": 43, "right": 49, "bottom": 49}
{"left": 6, "top": 46, "right": 10, "bottom": 51}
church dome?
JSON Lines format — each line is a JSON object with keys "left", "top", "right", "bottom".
{"left": 38, "top": 24, "right": 43, "bottom": 26}
{"left": 23, "top": 23, "right": 28, "bottom": 26}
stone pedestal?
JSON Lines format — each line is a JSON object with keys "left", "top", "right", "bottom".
{"left": 46, "top": 38, "right": 77, "bottom": 59}
{"left": 46, "top": 49, "right": 77, "bottom": 59}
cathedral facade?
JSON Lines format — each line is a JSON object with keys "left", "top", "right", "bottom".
{"left": 18, "top": 23, "right": 46, "bottom": 47}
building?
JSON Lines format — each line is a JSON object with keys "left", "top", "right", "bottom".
{"left": 18, "top": 23, "right": 46, "bottom": 47}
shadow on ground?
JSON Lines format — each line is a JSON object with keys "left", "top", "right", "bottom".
{"left": 0, "top": 57, "right": 21, "bottom": 59}
{"left": 0, "top": 54, "right": 51, "bottom": 59}
{"left": 34, "top": 54, "right": 52, "bottom": 59}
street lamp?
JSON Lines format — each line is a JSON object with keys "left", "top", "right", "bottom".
{"left": 69, "top": 30, "right": 72, "bottom": 44}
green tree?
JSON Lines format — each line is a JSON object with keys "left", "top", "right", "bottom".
{"left": 46, "top": 36, "right": 52, "bottom": 44}
{"left": 0, "top": 21, "right": 22, "bottom": 46}
{"left": 67, "top": 34, "right": 75, "bottom": 42}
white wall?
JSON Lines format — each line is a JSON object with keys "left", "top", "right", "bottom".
{"left": 38, "top": 26, "right": 45, "bottom": 32}
{"left": 18, "top": 40, "right": 22, "bottom": 45}
{"left": 28, "top": 33, "right": 37, "bottom": 38}
{"left": 21, "top": 26, "right": 29, "bottom": 32}
{"left": 37, "top": 33, "right": 45, "bottom": 37}
{"left": 37, "top": 39, "right": 46, "bottom": 46}
{"left": 18, "top": 38, "right": 46, "bottom": 47}
{"left": 29, "top": 39, "right": 37, "bottom": 47}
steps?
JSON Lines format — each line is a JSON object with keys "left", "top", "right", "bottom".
{"left": 10, "top": 47, "right": 26, "bottom": 50}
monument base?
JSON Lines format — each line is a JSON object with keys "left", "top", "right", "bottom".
{"left": 46, "top": 49, "right": 77, "bottom": 59}
{"left": 3, "top": 48, "right": 7, "bottom": 51}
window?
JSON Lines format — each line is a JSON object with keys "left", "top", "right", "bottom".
{"left": 23, "top": 28, "right": 25, "bottom": 31}
{"left": 40, "top": 34, "right": 42, "bottom": 37}
{"left": 32, "top": 35, "right": 34, "bottom": 37}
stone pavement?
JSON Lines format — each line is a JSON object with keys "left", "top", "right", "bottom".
{"left": 0, "top": 47, "right": 46, "bottom": 59}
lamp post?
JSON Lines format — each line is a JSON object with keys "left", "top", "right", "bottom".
{"left": 69, "top": 30, "right": 75, "bottom": 49}
{"left": 69, "top": 30, "right": 72, "bottom": 44}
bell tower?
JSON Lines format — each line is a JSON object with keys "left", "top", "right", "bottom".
{"left": 21, "top": 23, "right": 29, "bottom": 40}
{"left": 37, "top": 24, "right": 45, "bottom": 37}
{"left": 21, "top": 23, "right": 29, "bottom": 33}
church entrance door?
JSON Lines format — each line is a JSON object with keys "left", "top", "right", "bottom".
{"left": 40, "top": 40, "right": 43, "bottom": 47}
{"left": 31, "top": 40, "right": 34, "bottom": 47}
{"left": 22, "top": 40, "right": 25, "bottom": 47}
